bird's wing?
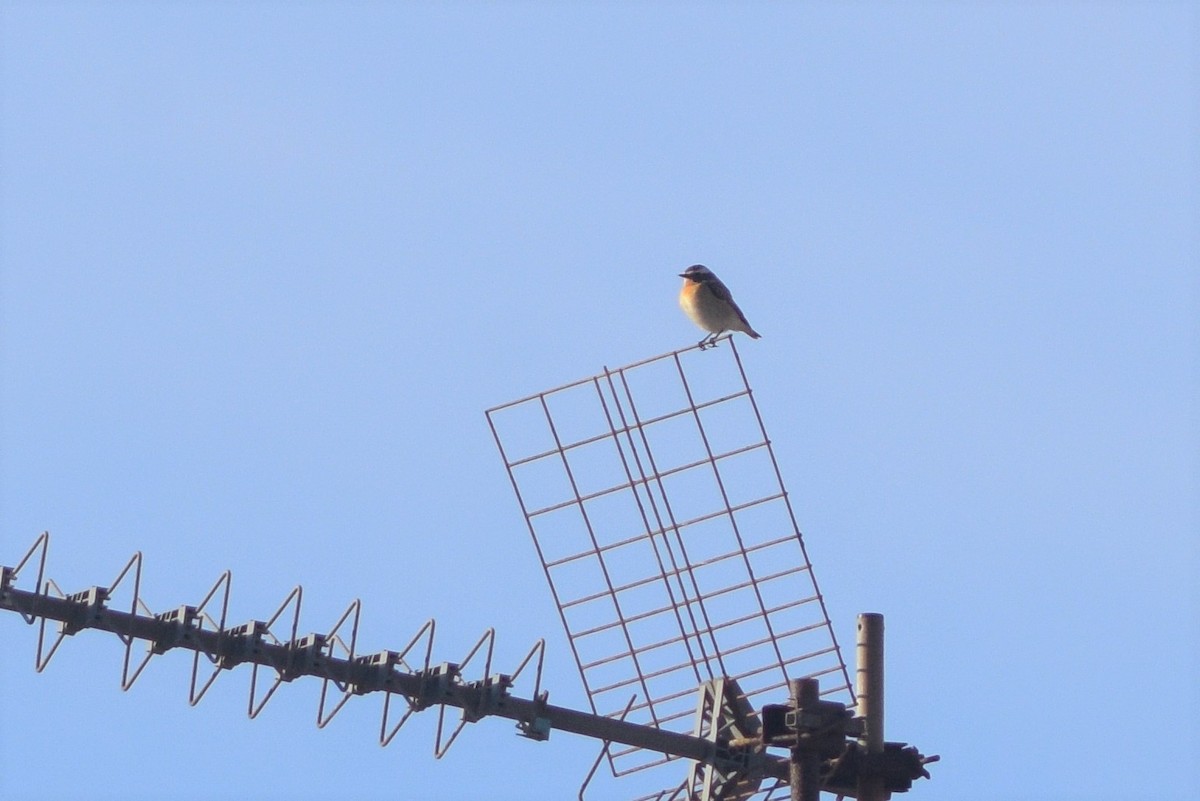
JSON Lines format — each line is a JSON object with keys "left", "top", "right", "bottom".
{"left": 705, "top": 274, "right": 735, "bottom": 304}
{"left": 730, "top": 298, "right": 756, "bottom": 331}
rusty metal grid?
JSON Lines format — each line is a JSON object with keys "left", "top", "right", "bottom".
{"left": 486, "top": 338, "right": 852, "bottom": 780}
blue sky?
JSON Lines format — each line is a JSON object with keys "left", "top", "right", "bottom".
{"left": 2, "top": 3, "right": 1196, "bottom": 800}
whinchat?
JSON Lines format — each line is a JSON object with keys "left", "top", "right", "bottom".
{"left": 678, "top": 264, "right": 761, "bottom": 350}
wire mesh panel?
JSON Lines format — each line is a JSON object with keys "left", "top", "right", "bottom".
{"left": 486, "top": 338, "right": 852, "bottom": 780}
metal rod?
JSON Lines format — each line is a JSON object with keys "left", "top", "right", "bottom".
{"left": 789, "top": 677, "right": 821, "bottom": 801}
{"left": 577, "top": 694, "right": 637, "bottom": 801}
{"left": 0, "top": 581, "right": 793, "bottom": 781}
{"left": 856, "top": 612, "right": 886, "bottom": 801}
{"left": 729, "top": 338, "right": 856, "bottom": 706}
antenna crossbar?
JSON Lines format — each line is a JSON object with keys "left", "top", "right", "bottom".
{"left": 0, "top": 534, "right": 792, "bottom": 785}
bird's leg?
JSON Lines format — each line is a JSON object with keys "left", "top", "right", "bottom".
{"left": 698, "top": 333, "right": 717, "bottom": 350}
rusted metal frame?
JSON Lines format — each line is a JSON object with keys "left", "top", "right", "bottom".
{"left": 631, "top": 780, "right": 689, "bottom": 801}
{"left": 593, "top": 368, "right": 711, "bottom": 694}
{"left": 485, "top": 401, "right": 598, "bottom": 735}
{"left": 502, "top": 390, "right": 750, "bottom": 471}
{"left": 540, "top": 493, "right": 786, "bottom": 571}
{"left": 671, "top": 343, "right": 792, "bottom": 694}
{"left": 737, "top": 656, "right": 848, "bottom": 703}
{"left": 619, "top": 359, "right": 739, "bottom": 685}
{"left": 580, "top": 603, "right": 825, "bottom": 681}
{"left": 534, "top": 392, "right": 660, "bottom": 730}
{"left": 734, "top": 649, "right": 839, "bottom": 689}
{"left": 582, "top": 599, "right": 828, "bottom": 698}
{"left": 727, "top": 339, "right": 855, "bottom": 701}
{"left": 524, "top": 439, "right": 769, "bottom": 520}
{"left": 565, "top": 535, "right": 803, "bottom": 612}
{"left": 484, "top": 340, "right": 717, "bottom": 418}
{"left": 556, "top": 528, "right": 799, "bottom": 615}
{"left": 609, "top": 744, "right": 676, "bottom": 770}
{"left": 568, "top": 550, "right": 814, "bottom": 644}
{"left": 608, "top": 364, "right": 729, "bottom": 686}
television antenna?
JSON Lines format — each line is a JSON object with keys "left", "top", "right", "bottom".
{"left": 1, "top": 338, "right": 934, "bottom": 799}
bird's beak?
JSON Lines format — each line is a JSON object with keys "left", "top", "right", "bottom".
{"left": 678, "top": 273, "right": 687, "bottom": 278}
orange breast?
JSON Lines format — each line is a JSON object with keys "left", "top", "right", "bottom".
{"left": 679, "top": 279, "right": 702, "bottom": 305}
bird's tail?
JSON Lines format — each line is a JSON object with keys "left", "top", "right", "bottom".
{"left": 747, "top": 328, "right": 762, "bottom": 339}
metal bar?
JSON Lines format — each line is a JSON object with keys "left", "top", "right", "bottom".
{"left": 856, "top": 612, "right": 886, "bottom": 801}
{"left": 509, "top": 637, "right": 545, "bottom": 706}
{"left": 538, "top": 497, "right": 790, "bottom": 578}
{"left": 248, "top": 585, "right": 303, "bottom": 719}
{"left": 189, "top": 570, "right": 232, "bottom": 706}
{"left": 535, "top": 391, "right": 661, "bottom": 729}
{"left": 483, "top": 340, "right": 717, "bottom": 417}
{"left": 120, "top": 597, "right": 162, "bottom": 690}
{"left": 3, "top": 531, "right": 48, "bottom": 625}
{"left": 524, "top": 442, "right": 770, "bottom": 521}
{"left": 728, "top": 338, "right": 855, "bottom": 701}
{"left": 317, "top": 598, "right": 362, "bottom": 728}
{"left": 582, "top": 605, "right": 829, "bottom": 695}
{"left": 434, "top": 627, "right": 496, "bottom": 757}
{"left": 486, "top": 340, "right": 861, "bottom": 781}
{"left": 610, "top": 366, "right": 727, "bottom": 684}
{"left": 577, "top": 695, "right": 637, "bottom": 801}
{"left": 34, "top": 578, "right": 73, "bottom": 671}
{"left": 595, "top": 368, "right": 713, "bottom": 689}
{"left": 789, "top": 677, "right": 821, "bottom": 801}
{"left": 486, "top": 400, "right": 601, "bottom": 726}
{"left": 564, "top": 556, "right": 807, "bottom": 619}
{"left": 0, "top": 580, "right": 792, "bottom": 780}
{"left": 502, "top": 391, "right": 751, "bottom": 470}
{"left": 671, "top": 345, "right": 792, "bottom": 696}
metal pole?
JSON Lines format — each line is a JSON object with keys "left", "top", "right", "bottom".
{"left": 789, "top": 677, "right": 822, "bottom": 801}
{"left": 0, "top": 580, "right": 799, "bottom": 779}
{"left": 856, "top": 612, "right": 886, "bottom": 801}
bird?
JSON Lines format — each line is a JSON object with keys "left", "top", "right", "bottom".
{"left": 678, "top": 264, "right": 761, "bottom": 350}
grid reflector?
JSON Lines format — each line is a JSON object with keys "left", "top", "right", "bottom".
{"left": 488, "top": 339, "right": 852, "bottom": 783}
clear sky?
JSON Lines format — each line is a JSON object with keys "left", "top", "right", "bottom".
{"left": 2, "top": 3, "right": 1196, "bottom": 800}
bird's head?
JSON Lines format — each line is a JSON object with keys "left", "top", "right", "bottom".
{"left": 679, "top": 264, "right": 713, "bottom": 282}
